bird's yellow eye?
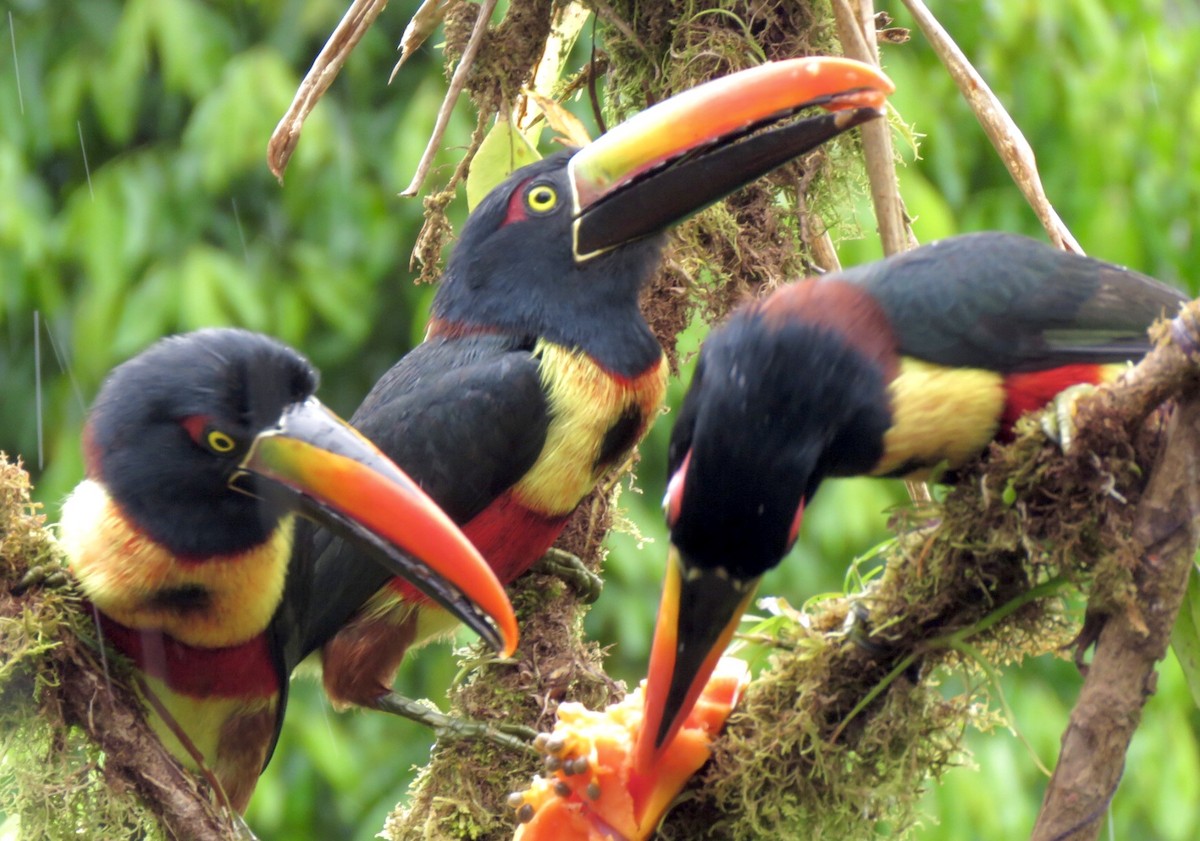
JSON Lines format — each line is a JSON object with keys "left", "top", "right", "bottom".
{"left": 525, "top": 184, "right": 558, "bottom": 214}
{"left": 206, "top": 429, "right": 237, "bottom": 454}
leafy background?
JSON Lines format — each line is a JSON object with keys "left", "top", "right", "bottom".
{"left": 1, "top": 0, "right": 1198, "bottom": 838}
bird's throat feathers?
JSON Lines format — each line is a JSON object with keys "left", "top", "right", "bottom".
{"left": 519, "top": 339, "right": 667, "bottom": 513}
{"left": 60, "top": 479, "right": 291, "bottom": 648}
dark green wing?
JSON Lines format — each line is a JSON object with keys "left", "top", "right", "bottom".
{"left": 833, "top": 232, "right": 1186, "bottom": 372}
{"left": 285, "top": 333, "right": 550, "bottom": 673}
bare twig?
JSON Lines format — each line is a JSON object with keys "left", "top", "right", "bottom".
{"left": 389, "top": 0, "right": 457, "bottom": 83}
{"left": 796, "top": 189, "right": 840, "bottom": 274}
{"left": 833, "top": 0, "right": 926, "bottom": 504}
{"left": 832, "top": 0, "right": 910, "bottom": 258}
{"left": 267, "top": 0, "right": 391, "bottom": 183}
{"left": 900, "top": 0, "right": 1082, "bottom": 253}
{"left": 399, "top": 0, "right": 498, "bottom": 197}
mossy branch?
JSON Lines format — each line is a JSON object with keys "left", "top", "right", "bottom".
{"left": 0, "top": 457, "right": 242, "bottom": 841}
{"left": 661, "top": 299, "right": 1200, "bottom": 839}
{"left": 1031, "top": 315, "right": 1200, "bottom": 841}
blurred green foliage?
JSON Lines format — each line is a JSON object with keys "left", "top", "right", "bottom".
{"left": 1, "top": 1, "right": 1198, "bottom": 839}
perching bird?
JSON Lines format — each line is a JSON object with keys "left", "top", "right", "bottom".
{"left": 57, "top": 328, "right": 515, "bottom": 812}
{"left": 295, "top": 57, "right": 896, "bottom": 722}
{"left": 637, "top": 231, "right": 1187, "bottom": 768}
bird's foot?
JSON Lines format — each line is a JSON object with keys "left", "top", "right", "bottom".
{"left": 373, "top": 692, "right": 538, "bottom": 755}
{"left": 840, "top": 601, "right": 890, "bottom": 657}
{"left": 838, "top": 601, "right": 923, "bottom": 681}
{"left": 228, "top": 812, "right": 260, "bottom": 841}
{"left": 10, "top": 563, "right": 70, "bottom": 596}
{"left": 1040, "top": 383, "right": 1098, "bottom": 453}
{"left": 532, "top": 547, "right": 602, "bottom": 604}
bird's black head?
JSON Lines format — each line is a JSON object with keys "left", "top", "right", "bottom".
{"left": 432, "top": 59, "right": 893, "bottom": 378}
{"left": 86, "top": 328, "right": 318, "bottom": 558}
{"left": 433, "top": 151, "right": 665, "bottom": 376}
{"left": 667, "top": 300, "right": 896, "bottom": 582}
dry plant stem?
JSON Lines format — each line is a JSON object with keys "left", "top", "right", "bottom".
{"left": 1031, "top": 393, "right": 1200, "bottom": 841}
{"left": 833, "top": 0, "right": 927, "bottom": 505}
{"left": 57, "top": 648, "right": 239, "bottom": 840}
{"left": 587, "top": 0, "right": 648, "bottom": 58}
{"left": 400, "top": 0, "right": 499, "bottom": 197}
{"left": 267, "top": 0, "right": 391, "bottom": 183}
{"left": 831, "top": 0, "right": 909, "bottom": 257}
{"left": 796, "top": 190, "right": 840, "bottom": 273}
{"left": 899, "top": 0, "right": 1082, "bottom": 254}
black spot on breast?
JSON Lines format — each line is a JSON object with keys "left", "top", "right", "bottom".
{"left": 595, "top": 406, "right": 644, "bottom": 471}
{"left": 147, "top": 584, "right": 212, "bottom": 614}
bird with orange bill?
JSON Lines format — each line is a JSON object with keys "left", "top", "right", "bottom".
{"left": 57, "top": 328, "right": 516, "bottom": 812}
{"left": 637, "top": 232, "right": 1186, "bottom": 773}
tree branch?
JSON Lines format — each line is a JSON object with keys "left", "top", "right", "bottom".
{"left": 1031, "top": 317, "right": 1200, "bottom": 840}
{"left": 1, "top": 457, "right": 241, "bottom": 841}
{"left": 899, "top": 0, "right": 1082, "bottom": 253}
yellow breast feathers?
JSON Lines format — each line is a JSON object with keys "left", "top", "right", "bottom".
{"left": 871, "top": 358, "right": 1006, "bottom": 478}
{"left": 59, "top": 479, "right": 291, "bottom": 648}
{"left": 514, "top": 340, "right": 667, "bottom": 515}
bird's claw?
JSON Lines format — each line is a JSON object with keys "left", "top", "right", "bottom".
{"left": 1040, "top": 383, "right": 1097, "bottom": 454}
{"left": 229, "top": 812, "right": 261, "bottom": 841}
{"left": 11, "top": 563, "right": 70, "bottom": 596}
{"left": 373, "top": 692, "right": 538, "bottom": 755}
{"left": 840, "top": 601, "right": 889, "bottom": 656}
{"left": 532, "top": 547, "right": 603, "bottom": 603}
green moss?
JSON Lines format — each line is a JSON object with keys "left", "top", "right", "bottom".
{"left": 0, "top": 455, "right": 164, "bottom": 840}
{"left": 657, "top": 393, "right": 1152, "bottom": 838}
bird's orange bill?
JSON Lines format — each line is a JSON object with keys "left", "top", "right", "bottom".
{"left": 510, "top": 657, "right": 750, "bottom": 841}
{"left": 568, "top": 56, "right": 895, "bottom": 260}
{"left": 635, "top": 547, "right": 760, "bottom": 773}
{"left": 234, "top": 397, "right": 518, "bottom": 658}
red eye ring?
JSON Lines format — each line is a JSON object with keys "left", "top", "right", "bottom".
{"left": 502, "top": 177, "right": 534, "bottom": 227}
{"left": 181, "top": 415, "right": 209, "bottom": 443}
{"left": 181, "top": 415, "right": 238, "bottom": 455}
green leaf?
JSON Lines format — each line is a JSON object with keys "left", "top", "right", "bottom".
{"left": 212, "top": 255, "right": 269, "bottom": 331}
{"left": 292, "top": 244, "right": 371, "bottom": 355}
{"left": 466, "top": 115, "right": 541, "bottom": 211}
{"left": 182, "top": 49, "right": 308, "bottom": 190}
{"left": 177, "top": 244, "right": 234, "bottom": 330}
{"left": 1002, "top": 479, "right": 1018, "bottom": 507}
{"left": 90, "top": 0, "right": 151, "bottom": 144}
{"left": 1170, "top": 563, "right": 1200, "bottom": 710}
{"left": 111, "top": 261, "right": 176, "bottom": 359}
{"left": 147, "top": 0, "right": 229, "bottom": 97}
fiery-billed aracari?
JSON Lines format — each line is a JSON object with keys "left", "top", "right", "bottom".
{"left": 294, "top": 58, "right": 896, "bottom": 720}
{"left": 637, "top": 231, "right": 1187, "bottom": 768}
{"left": 57, "top": 328, "right": 516, "bottom": 812}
